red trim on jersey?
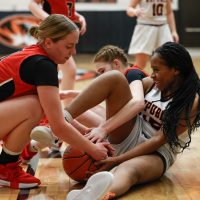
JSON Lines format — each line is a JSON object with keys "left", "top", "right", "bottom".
{"left": 0, "top": 44, "right": 49, "bottom": 99}
{"left": 124, "top": 65, "right": 149, "bottom": 77}
{"left": 45, "top": 0, "right": 76, "bottom": 21}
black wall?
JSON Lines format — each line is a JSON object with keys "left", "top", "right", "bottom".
{"left": 77, "top": 10, "right": 185, "bottom": 54}
{"left": 76, "top": 11, "right": 135, "bottom": 53}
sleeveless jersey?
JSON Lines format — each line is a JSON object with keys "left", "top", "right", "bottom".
{"left": 141, "top": 86, "right": 189, "bottom": 159}
{"left": 0, "top": 44, "right": 49, "bottom": 101}
{"left": 137, "top": 0, "right": 168, "bottom": 25}
{"left": 43, "top": 0, "right": 76, "bottom": 21}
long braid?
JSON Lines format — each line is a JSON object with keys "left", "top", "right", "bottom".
{"left": 154, "top": 42, "right": 200, "bottom": 152}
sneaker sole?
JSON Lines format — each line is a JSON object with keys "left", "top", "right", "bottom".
{"left": 67, "top": 171, "right": 114, "bottom": 200}
{"left": 30, "top": 126, "right": 57, "bottom": 148}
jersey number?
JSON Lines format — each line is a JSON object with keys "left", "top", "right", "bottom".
{"left": 67, "top": 2, "right": 73, "bottom": 17}
{"left": 153, "top": 4, "right": 164, "bottom": 16}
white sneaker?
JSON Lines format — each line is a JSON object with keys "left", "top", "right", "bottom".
{"left": 67, "top": 171, "right": 114, "bottom": 200}
{"left": 30, "top": 126, "right": 62, "bottom": 149}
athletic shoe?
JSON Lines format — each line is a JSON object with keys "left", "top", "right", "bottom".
{"left": 50, "top": 140, "right": 63, "bottom": 152}
{"left": 30, "top": 125, "right": 62, "bottom": 149}
{"left": 20, "top": 143, "right": 38, "bottom": 164}
{"left": 31, "top": 116, "right": 63, "bottom": 151}
{"left": 0, "top": 161, "right": 41, "bottom": 189}
{"left": 67, "top": 171, "right": 114, "bottom": 200}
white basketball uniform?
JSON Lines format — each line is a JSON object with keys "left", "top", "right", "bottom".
{"left": 128, "top": 0, "right": 173, "bottom": 55}
{"left": 112, "top": 86, "right": 189, "bottom": 172}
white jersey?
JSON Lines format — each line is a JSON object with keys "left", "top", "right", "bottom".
{"left": 137, "top": 0, "right": 168, "bottom": 25}
{"left": 112, "top": 85, "right": 189, "bottom": 171}
{"left": 141, "top": 86, "right": 189, "bottom": 168}
{"left": 141, "top": 85, "right": 171, "bottom": 138}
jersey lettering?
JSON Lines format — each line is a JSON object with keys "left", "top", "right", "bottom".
{"left": 143, "top": 99, "right": 164, "bottom": 130}
{"left": 153, "top": 3, "right": 164, "bottom": 16}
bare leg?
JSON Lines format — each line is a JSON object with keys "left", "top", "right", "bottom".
{"left": 134, "top": 53, "right": 150, "bottom": 69}
{"left": 109, "top": 154, "right": 165, "bottom": 198}
{"left": 0, "top": 95, "right": 43, "bottom": 152}
{"left": 65, "top": 70, "right": 134, "bottom": 143}
{"left": 75, "top": 105, "right": 105, "bottom": 127}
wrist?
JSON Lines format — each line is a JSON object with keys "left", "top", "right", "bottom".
{"left": 98, "top": 125, "right": 108, "bottom": 138}
{"left": 127, "top": 7, "right": 136, "bottom": 17}
{"left": 115, "top": 155, "right": 122, "bottom": 165}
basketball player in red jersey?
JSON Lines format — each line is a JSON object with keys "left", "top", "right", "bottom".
{"left": 29, "top": 0, "right": 87, "bottom": 106}
{"left": 27, "top": 0, "right": 87, "bottom": 153}
{"left": 0, "top": 14, "right": 108, "bottom": 189}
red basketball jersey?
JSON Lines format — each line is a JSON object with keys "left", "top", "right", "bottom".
{"left": 0, "top": 44, "right": 48, "bottom": 100}
{"left": 43, "top": 0, "right": 76, "bottom": 21}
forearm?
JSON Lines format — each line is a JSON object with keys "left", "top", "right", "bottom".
{"left": 100, "top": 98, "right": 145, "bottom": 134}
{"left": 167, "top": 11, "right": 177, "bottom": 33}
{"left": 53, "top": 121, "right": 95, "bottom": 154}
{"left": 29, "top": 1, "right": 49, "bottom": 20}
{"left": 115, "top": 134, "right": 166, "bottom": 164}
{"left": 71, "top": 119, "right": 88, "bottom": 134}
{"left": 74, "top": 12, "right": 85, "bottom": 23}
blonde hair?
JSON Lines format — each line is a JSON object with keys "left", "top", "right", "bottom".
{"left": 29, "top": 14, "right": 79, "bottom": 43}
{"left": 93, "top": 45, "right": 128, "bottom": 67}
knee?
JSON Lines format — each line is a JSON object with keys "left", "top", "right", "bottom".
{"left": 103, "top": 70, "right": 128, "bottom": 86}
{"left": 118, "top": 162, "right": 141, "bottom": 184}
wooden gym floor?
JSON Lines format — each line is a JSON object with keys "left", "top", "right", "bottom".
{"left": 1, "top": 51, "right": 200, "bottom": 200}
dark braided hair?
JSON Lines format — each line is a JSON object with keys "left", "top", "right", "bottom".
{"left": 153, "top": 42, "right": 200, "bottom": 152}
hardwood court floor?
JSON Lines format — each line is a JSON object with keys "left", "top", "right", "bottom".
{"left": 1, "top": 52, "right": 200, "bottom": 200}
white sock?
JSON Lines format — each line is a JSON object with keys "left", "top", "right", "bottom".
{"left": 63, "top": 110, "right": 73, "bottom": 123}
{"left": 3, "top": 145, "right": 22, "bottom": 155}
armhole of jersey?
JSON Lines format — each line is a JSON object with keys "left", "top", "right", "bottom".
{"left": 145, "top": 83, "right": 155, "bottom": 95}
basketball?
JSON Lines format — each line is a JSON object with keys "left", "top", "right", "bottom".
{"left": 62, "top": 145, "right": 98, "bottom": 182}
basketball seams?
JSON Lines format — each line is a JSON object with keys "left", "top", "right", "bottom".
{"left": 70, "top": 157, "right": 92, "bottom": 177}
{"left": 62, "top": 146, "right": 98, "bottom": 182}
{"left": 62, "top": 153, "right": 87, "bottom": 160}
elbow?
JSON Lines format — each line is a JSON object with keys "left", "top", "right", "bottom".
{"left": 135, "top": 99, "right": 145, "bottom": 112}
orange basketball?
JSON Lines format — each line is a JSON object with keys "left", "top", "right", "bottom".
{"left": 62, "top": 145, "right": 98, "bottom": 182}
